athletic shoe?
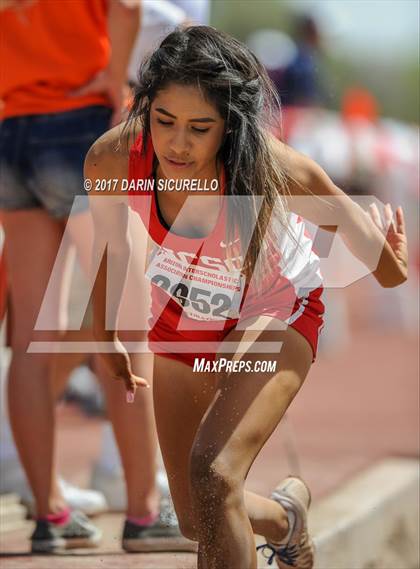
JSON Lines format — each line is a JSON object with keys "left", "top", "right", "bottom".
{"left": 0, "top": 458, "right": 108, "bottom": 516}
{"left": 30, "top": 510, "right": 102, "bottom": 553}
{"left": 122, "top": 496, "right": 197, "bottom": 553}
{"left": 57, "top": 479, "right": 108, "bottom": 516}
{"left": 256, "top": 476, "right": 315, "bottom": 568}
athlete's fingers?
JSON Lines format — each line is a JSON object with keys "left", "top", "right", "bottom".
{"left": 384, "top": 203, "right": 396, "bottom": 233}
{"left": 133, "top": 374, "right": 150, "bottom": 388}
{"left": 125, "top": 374, "right": 150, "bottom": 403}
{"left": 395, "top": 206, "right": 406, "bottom": 235}
{"left": 369, "top": 203, "right": 384, "bottom": 231}
{"left": 125, "top": 374, "right": 149, "bottom": 390}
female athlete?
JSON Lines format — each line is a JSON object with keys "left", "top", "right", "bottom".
{"left": 85, "top": 26, "right": 408, "bottom": 569}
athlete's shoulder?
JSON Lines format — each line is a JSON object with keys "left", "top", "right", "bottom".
{"left": 84, "top": 120, "right": 142, "bottom": 180}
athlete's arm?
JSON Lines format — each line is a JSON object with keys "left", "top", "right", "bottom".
{"left": 270, "top": 137, "right": 408, "bottom": 288}
{"left": 84, "top": 124, "right": 149, "bottom": 397}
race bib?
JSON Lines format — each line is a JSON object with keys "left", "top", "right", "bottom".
{"left": 145, "top": 245, "right": 245, "bottom": 321}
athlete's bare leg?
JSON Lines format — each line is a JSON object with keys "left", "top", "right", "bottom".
{"left": 2, "top": 209, "right": 68, "bottom": 517}
{"left": 94, "top": 353, "right": 159, "bottom": 517}
{"left": 153, "top": 324, "right": 312, "bottom": 568}
{"left": 66, "top": 210, "right": 159, "bottom": 517}
{"left": 192, "top": 325, "right": 312, "bottom": 569}
{"left": 50, "top": 333, "right": 92, "bottom": 399}
{"left": 153, "top": 354, "right": 290, "bottom": 544}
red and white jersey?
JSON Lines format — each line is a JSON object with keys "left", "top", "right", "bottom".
{"left": 128, "top": 133, "right": 324, "bottom": 336}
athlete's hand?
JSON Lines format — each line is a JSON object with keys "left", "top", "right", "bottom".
{"left": 102, "top": 338, "right": 150, "bottom": 402}
{"left": 368, "top": 203, "right": 408, "bottom": 282}
{"left": 68, "top": 68, "right": 129, "bottom": 127}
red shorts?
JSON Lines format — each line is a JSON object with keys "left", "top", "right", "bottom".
{"left": 148, "top": 286, "right": 324, "bottom": 368}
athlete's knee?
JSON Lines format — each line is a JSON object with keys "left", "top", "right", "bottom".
{"left": 189, "top": 449, "right": 240, "bottom": 508}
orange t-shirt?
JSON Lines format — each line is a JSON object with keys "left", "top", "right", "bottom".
{"left": 0, "top": 0, "right": 111, "bottom": 119}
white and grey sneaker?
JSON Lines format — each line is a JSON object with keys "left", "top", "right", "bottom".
{"left": 57, "top": 479, "right": 108, "bottom": 516}
{"left": 30, "top": 510, "right": 102, "bottom": 553}
{"left": 0, "top": 460, "right": 108, "bottom": 517}
{"left": 122, "top": 496, "right": 197, "bottom": 553}
{"left": 257, "top": 477, "right": 315, "bottom": 568}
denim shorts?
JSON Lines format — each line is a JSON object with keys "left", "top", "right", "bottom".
{"left": 0, "top": 105, "right": 112, "bottom": 218}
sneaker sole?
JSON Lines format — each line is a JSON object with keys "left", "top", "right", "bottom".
{"left": 31, "top": 530, "right": 102, "bottom": 553}
{"left": 27, "top": 502, "right": 108, "bottom": 519}
{"left": 122, "top": 536, "right": 198, "bottom": 553}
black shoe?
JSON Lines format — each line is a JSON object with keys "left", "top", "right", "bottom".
{"left": 122, "top": 496, "right": 197, "bottom": 553}
{"left": 30, "top": 510, "right": 102, "bottom": 553}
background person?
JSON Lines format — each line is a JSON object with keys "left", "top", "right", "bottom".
{"left": 0, "top": 0, "right": 188, "bottom": 554}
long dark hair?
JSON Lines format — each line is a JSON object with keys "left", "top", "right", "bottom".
{"left": 125, "top": 25, "right": 291, "bottom": 284}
